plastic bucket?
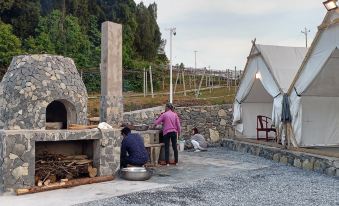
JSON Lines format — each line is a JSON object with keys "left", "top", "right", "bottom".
{"left": 179, "top": 141, "right": 185, "bottom": 152}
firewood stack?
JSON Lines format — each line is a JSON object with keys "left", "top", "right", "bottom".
{"left": 35, "top": 152, "right": 97, "bottom": 186}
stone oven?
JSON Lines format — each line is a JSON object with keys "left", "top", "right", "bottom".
{"left": 0, "top": 54, "right": 87, "bottom": 130}
{"left": 0, "top": 54, "right": 121, "bottom": 192}
{"left": 0, "top": 21, "right": 123, "bottom": 193}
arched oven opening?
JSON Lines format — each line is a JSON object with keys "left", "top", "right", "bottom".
{"left": 46, "top": 100, "right": 68, "bottom": 129}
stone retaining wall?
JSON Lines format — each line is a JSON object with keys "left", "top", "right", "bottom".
{"left": 221, "top": 138, "right": 339, "bottom": 178}
{"left": 123, "top": 105, "right": 234, "bottom": 143}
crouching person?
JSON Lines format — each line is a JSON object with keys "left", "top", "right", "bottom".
{"left": 191, "top": 128, "right": 207, "bottom": 152}
{"left": 120, "top": 127, "right": 149, "bottom": 168}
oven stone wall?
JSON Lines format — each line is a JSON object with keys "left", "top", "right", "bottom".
{"left": 0, "top": 129, "right": 122, "bottom": 192}
{"left": 0, "top": 54, "right": 88, "bottom": 130}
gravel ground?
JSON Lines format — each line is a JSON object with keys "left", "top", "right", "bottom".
{"left": 77, "top": 148, "right": 339, "bottom": 206}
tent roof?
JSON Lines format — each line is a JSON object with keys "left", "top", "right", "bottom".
{"left": 288, "top": 9, "right": 339, "bottom": 94}
{"left": 254, "top": 44, "right": 308, "bottom": 93}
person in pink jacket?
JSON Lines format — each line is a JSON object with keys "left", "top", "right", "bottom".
{"left": 154, "top": 103, "right": 181, "bottom": 166}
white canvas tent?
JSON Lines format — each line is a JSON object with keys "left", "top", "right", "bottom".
{"left": 233, "top": 43, "right": 307, "bottom": 138}
{"left": 289, "top": 10, "right": 339, "bottom": 147}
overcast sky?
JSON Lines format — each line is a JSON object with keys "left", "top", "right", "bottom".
{"left": 134, "top": 0, "right": 327, "bottom": 70}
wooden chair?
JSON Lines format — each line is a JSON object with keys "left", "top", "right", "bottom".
{"left": 256, "top": 115, "right": 277, "bottom": 141}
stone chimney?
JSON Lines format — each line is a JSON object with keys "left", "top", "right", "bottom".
{"left": 100, "top": 22, "right": 123, "bottom": 125}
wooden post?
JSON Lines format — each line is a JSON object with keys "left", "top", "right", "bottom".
{"left": 196, "top": 69, "right": 206, "bottom": 98}
{"left": 174, "top": 71, "right": 180, "bottom": 94}
{"left": 143, "top": 68, "right": 146, "bottom": 97}
{"left": 145, "top": 68, "right": 148, "bottom": 95}
{"left": 162, "top": 67, "right": 165, "bottom": 90}
{"left": 234, "top": 66, "right": 237, "bottom": 93}
{"left": 149, "top": 66, "right": 154, "bottom": 98}
{"left": 212, "top": 71, "right": 214, "bottom": 90}
{"left": 228, "top": 69, "right": 231, "bottom": 92}
{"left": 205, "top": 70, "right": 208, "bottom": 87}
{"left": 225, "top": 70, "right": 227, "bottom": 86}
{"left": 182, "top": 69, "right": 186, "bottom": 96}
{"left": 219, "top": 72, "right": 221, "bottom": 86}
{"left": 189, "top": 70, "right": 192, "bottom": 88}
{"left": 193, "top": 72, "right": 197, "bottom": 93}
{"left": 209, "top": 70, "right": 212, "bottom": 94}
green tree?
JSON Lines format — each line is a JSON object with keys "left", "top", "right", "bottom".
{"left": 86, "top": 15, "right": 101, "bottom": 66}
{"left": 0, "top": 0, "right": 168, "bottom": 92}
{"left": 28, "top": 10, "right": 93, "bottom": 68}
{"left": 0, "top": 0, "right": 15, "bottom": 12}
{"left": 0, "top": 21, "right": 21, "bottom": 67}
{"left": 134, "top": 2, "right": 162, "bottom": 61}
{"left": 110, "top": 0, "right": 138, "bottom": 67}
{"left": 24, "top": 33, "right": 55, "bottom": 54}
{"left": 0, "top": 0, "right": 40, "bottom": 39}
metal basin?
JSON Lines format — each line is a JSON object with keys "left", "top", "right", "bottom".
{"left": 119, "top": 167, "right": 152, "bottom": 181}
{"left": 133, "top": 124, "right": 149, "bottom": 131}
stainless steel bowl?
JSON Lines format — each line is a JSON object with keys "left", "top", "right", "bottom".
{"left": 119, "top": 167, "right": 152, "bottom": 181}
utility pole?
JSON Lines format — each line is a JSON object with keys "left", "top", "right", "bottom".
{"left": 167, "top": 27, "right": 176, "bottom": 103}
{"left": 194, "top": 50, "right": 198, "bottom": 70}
{"left": 301, "top": 27, "right": 310, "bottom": 48}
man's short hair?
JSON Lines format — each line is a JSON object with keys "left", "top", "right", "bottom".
{"left": 121, "top": 127, "right": 131, "bottom": 136}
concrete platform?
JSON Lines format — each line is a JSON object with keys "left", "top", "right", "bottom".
{"left": 1, "top": 147, "right": 337, "bottom": 206}
{"left": 0, "top": 149, "right": 268, "bottom": 206}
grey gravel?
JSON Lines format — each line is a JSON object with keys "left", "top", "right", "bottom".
{"left": 77, "top": 148, "right": 339, "bottom": 206}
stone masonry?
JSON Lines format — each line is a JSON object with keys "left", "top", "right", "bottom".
{"left": 100, "top": 21, "right": 123, "bottom": 126}
{"left": 0, "top": 53, "right": 122, "bottom": 193}
{"left": 0, "top": 129, "right": 122, "bottom": 192}
{"left": 123, "top": 104, "right": 234, "bottom": 143}
{"left": 221, "top": 138, "right": 339, "bottom": 178}
{"left": 0, "top": 55, "right": 88, "bottom": 129}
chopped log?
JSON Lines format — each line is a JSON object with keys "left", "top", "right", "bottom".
{"left": 49, "top": 175, "right": 57, "bottom": 183}
{"left": 44, "top": 179, "right": 51, "bottom": 186}
{"left": 16, "top": 189, "right": 31, "bottom": 195}
{"left": 65, "top": 174, "right": 74, "bottom": 180}
{"left": 66, "top": 160, "right": 76, "bottom": 167}
{"left": 63, "top": 155, "right": 88, "bottom": 160}
{"left": 35, "top": 153, "right": 96, "bottom": 183}
{"left": 61, "top": 179, "right": 68, "bottom": 182}
{"left": 75, "top": 159, "right": 92, "bottom": 165}
{"left": 37, "top": 180, "right": 43, "bottom": 187}
{"left": 68, "top": 124, "right": 98, "bottom": 130}
{"left": 35, "top": 176, "right": 39, "bottom": 185}
{"left": 88, "top": 166, "right": 97, "bottom": 178}
{"left": 16, "top": 176, "right": 115, "bottom": 195}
